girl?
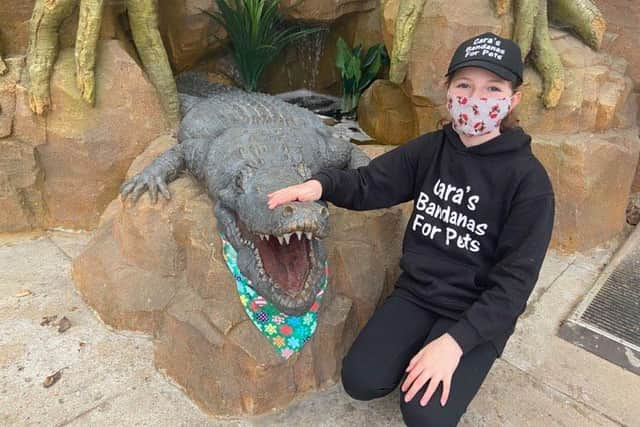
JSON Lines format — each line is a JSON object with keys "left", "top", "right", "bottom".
{"left": 267, "top": 32, "right": 554, "bottom": 426}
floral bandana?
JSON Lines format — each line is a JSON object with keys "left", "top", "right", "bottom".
{"left": 221, "top": 234, "right": 329, "bottom": 359}
{"left": 446, "top": 94, "right": 512, "bottom": 136}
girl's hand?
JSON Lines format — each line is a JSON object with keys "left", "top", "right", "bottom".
{"left": 267, "top": 180, "right": 323, "bottom": 209}
{"left": 401, "top": 333, "right": 463, "bottom": 407}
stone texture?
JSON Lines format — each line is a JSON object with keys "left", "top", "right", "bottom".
{"left": 0, "top": 56, "right": 23, "bottom": 138}
{"left": 158, "top": 0, "right": 227, "bottom": 73}
{"left": 0, "top": 138, "right": 46, "bottom": 233}
{"left": 357, "top": 79, "right": 416, "bottom": 145}
{"left": 0, "top": 0, "right": 79, "bottom": 56}
{"left": 279, "top": 0, "right": 377, "bottom": 23}
{"left": 72, "top": 136, "right": 186, "bottom": 334}
{"left": 515, "top": 31, "right": 633, "bottom": 135}
{"left": 532, "top": 129, "right": 639, "bottom": 252}
{"left": 26, "top": 40, "right": 169, "bottom": 230}
{"left": 0, "top": 2, "right": 35, "bottom": 55}
{"left": 12, "top": 82, "right": 46, "bottom": 146}
{"left": 591, "top": 0, "right": 640, "bottom": 192}
{"left": 626, "top": 192, "right": 640, "bottom": 225}
{"left": 593, "top": 0, "right": 640, "bottom": 89}
{"left": 71, "top": 141, "right": 406, "bottom": 416}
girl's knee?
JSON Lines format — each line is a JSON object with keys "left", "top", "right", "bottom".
{"left": 400, "top": 396, "right": 461, "bottom": 427}
{"left": 340, "top": 355, "right": 396, "bottom": 401}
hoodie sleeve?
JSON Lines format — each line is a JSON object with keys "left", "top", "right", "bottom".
{"left": 308, "top": 136, "right": 426, "bottom": 211}
{"left": 446, "top": 169, "right": 555, "bottom": 355}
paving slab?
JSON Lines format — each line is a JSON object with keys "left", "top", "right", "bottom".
{"left": 0, "top": 233, "right": 157, "bottom": 427}
{"left": 502, "top": 234, "right": 640, "bottom": 427}
{"left": 460, "top": 360, "right": 620, "bottom": 427}
{"left": 0, "top": 229, "right": 638, "bottom": 426}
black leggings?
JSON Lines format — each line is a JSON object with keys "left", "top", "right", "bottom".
{"left": 341, "top": 288, "right": 498, "bottom": 427}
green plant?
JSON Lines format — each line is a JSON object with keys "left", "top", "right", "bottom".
{"left": 335, "top": 37, "right": 389, "bottom": 115}
{"left": 201, "top": 0, "right": 324, "bottom": 91}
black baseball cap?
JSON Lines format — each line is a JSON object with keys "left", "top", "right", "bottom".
{"left": 445, "top": 32, "right": 524, "bottom": 85}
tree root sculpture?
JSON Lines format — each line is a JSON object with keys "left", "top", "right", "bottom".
{"left": 388, "top": 0, "right": 605, "bottom": 108}
{"left": 0, "top": 40, "right": 7, "bottom": 75}
{"left": 507, "top": 0, "right": 605, "bottom": 107}
{"left": 492, "top": 0, "right": 512, "bottom": 17}
{"left": 126, "top": 0, "right": 179, "bottom": 124}
{"left": 548, "top": 0, "right": 605, "bottom": 50}
{"left": 75, "top": 0, "right": 104, "bottom": 106}
{"left": 26, "top": 0, "right": 179, "bottom": 124}
{"left": 388, "top": 0, "right": 427, "bottom": 84}
{"left": 26, "top": 0, "right": 78, "bottom": 115}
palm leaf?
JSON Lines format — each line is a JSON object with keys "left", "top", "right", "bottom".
{"left": 202, "top": 0, "right": 322, "bottom": 91}
{"left": 335, "top": 40, "right": 388, "bottom": 114}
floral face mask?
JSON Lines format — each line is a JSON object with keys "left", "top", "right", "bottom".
{"left": 446, "top": 94, "right": 512, "bottom": 137}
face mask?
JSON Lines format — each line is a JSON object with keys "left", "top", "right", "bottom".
{"left": 221, "top": 234, "right": 328, "bottom": 359}
{"left": 446, "top": 94, "right": 512, "bottom": 137}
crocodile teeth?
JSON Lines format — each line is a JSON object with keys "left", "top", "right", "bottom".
{"left": 305, "top": 232, "right": 312, "bottom": 240}
{"left": 284, "top": 233, "right": 292, "bottom": 245}
{"left": 277, "top": 235, "right": 284, "bottom": 245}
{"left": 296, "top": 231, "right": 302, "bottom": 241}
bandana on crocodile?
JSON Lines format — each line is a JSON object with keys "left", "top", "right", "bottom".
{"left": 221, "top": 234, "right": 328, "bottom": 359}
{"left": 446, "top": 94, "right": 512, "bottom": 136}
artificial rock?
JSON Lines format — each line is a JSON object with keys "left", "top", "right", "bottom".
{"left": 72, "top": 138, "right": 406, "bottom": 416}
{"left": 10, "top": 40, "right": 169, "bottom": 231}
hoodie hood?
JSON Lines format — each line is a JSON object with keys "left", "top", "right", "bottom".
{"left": 443, "top": 123, "right": 531, "bottom": 156}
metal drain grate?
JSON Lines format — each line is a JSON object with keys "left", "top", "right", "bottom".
{"left": 582, "top": 251, "right": 640, "bottom": 346}
{"left": 559, "top": 228, "right": 640, "bottom": 375}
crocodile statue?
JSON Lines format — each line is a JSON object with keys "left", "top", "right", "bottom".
{"left": 120, "top": 72, "right": 370, "bottom": 316}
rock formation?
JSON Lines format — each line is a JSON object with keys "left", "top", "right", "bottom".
{"left": 72, "top": 136, "right": 407, "bottom": 416}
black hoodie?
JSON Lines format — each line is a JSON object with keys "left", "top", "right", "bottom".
{"left": 309, "top": 123, "right": 555, "bottom": 357}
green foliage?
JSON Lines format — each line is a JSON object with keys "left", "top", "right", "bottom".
{"left": 201, "top": 0, "right": 324, "bottom": 91}
{"left": 335, "top": 37, "right": 389, "bottom": 114}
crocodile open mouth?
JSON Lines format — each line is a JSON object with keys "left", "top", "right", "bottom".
{"left": 235, "top": 215, "right": 320, "bottom": 302}
{"left": 255, "top": 231, "right": 312, "bottom": 294}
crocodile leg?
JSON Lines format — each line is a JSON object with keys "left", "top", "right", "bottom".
{"left": 120, "top": 142, "right": 186, "bottom": 204}
{"left": 318, "top": 127, "right": 371, "bottom": 170}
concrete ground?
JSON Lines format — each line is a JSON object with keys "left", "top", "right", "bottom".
{"left": 1, "top": 229, "right": 639, "bottom": 427}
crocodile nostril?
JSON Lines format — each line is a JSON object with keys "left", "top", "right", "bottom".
{"left": 282, "top": 205, "right": 294, "bottom": 217}
{"left": 320, "top": 207, "right": 329, "bottom": 218}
